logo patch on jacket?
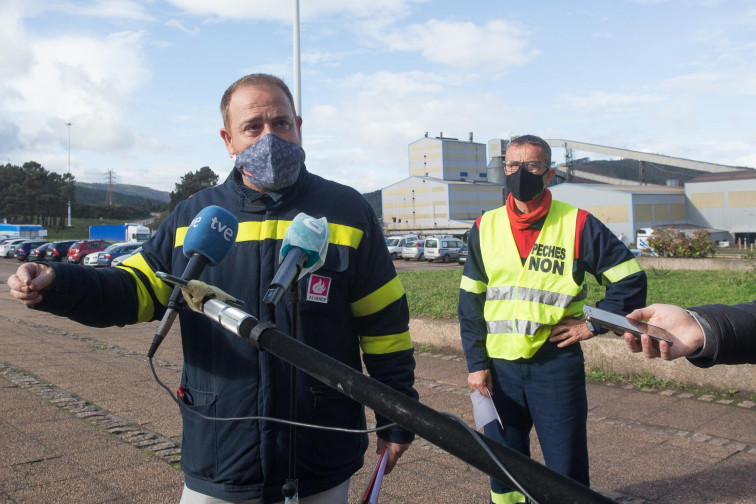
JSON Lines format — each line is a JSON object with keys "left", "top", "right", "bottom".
{"left": 306, "top": 274, "right": 331, "bottom": 303}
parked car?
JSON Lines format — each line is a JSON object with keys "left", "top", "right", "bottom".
{"left": 14, "top": 240, "right": 50, "bottom": 261}
{"left": 386, "top": 234, "right": 419, "bottom": 260}
{"left": 0, "top": 237, "right": 20, "bottom": 247}
{"left": 457, "top": 244, "right": 468, "bottom": 265}
{"left": 45, "top": 240, "right": 79, "bottom": 262}
{"left": 401, "top": 240, "right": 425, "bottom": 261}
{"left": 66, "top": 240, "right": 110, "bottom": 264}
{"left": 82, "top": 252, "right": 100, "bottom": 266}
{"left": 110, "top": 246, "right": 142, "bottom": 268}
{"left": 27, "top": 242, "right": 55, "bottom": 262}
{"left": 424, "top": 236, "right": 466, "bottom": 263}
{"left": 13, "top": 240, "right": 44, "bottom": 261}
{"left": 96, "top": 242, "right": 143, "bottom": 268}
{"left": 0, "top": 238, "right": 28, "bottom": 258}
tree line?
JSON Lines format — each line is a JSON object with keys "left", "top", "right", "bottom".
{"left": 1, "top": 162, "right": 222, "bottom": 232}
{"left": 0, "top": 162, "right": 75, "bottom": 231}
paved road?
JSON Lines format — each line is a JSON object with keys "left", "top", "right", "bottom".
{"left": 1, "top": 259, "right": 755, "bottom": 503}
{"left": 392, "top": 257, "right": 463, "bottom": 272}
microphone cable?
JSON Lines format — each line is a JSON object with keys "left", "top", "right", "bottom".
{"left": 441, "top": 411, "right": 540, "bottom": 504}
{"left": 149, "top": 357, "right": 397, "bottom": 435}
{"left": 150, "top": 359, "right": 539, "bottom": 503}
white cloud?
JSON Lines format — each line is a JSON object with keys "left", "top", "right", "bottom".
{"left": 558, "top": 91, "right": 665, "bottom": 114}
{"left": 165, "top": 0, "right": 426, "bottom": 22}
{"left": 660, "top": 71, "right": 756, "bottom": 96}
{"left": 631, "top": 0, "right": 724, "bottom": 5}
{"left": 0, "top": 6, "right": 149, "bottom": 177}
{"left": 303, "top": 71, "right": 528, "bottom": 191}
{"left": 0, "top": 2, "right": 34, "bottom": 75}
{"left": 62, "top": 0, "right": 154, "bottom": 21}
{"left": 380, "top": 18, "right": 539, "bottom": 70}
{"left": 165, "top": 19, "right": 200, "bottom": 35}
{"left": 302, "top": 50, "right": 345, "bottom": 66}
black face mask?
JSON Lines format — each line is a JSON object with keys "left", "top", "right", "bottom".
{"left": 506, "top": 166, "right": 545, "bottom": 202}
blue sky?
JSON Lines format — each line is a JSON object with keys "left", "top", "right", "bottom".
{"left": 1, "top": 0, "right": 754, "bottom": 193}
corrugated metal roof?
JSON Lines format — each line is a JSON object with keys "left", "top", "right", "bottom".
{"left": 554, "top": 183, "right": 684, "bottom": 195}
{"left": 686, "top": 169, "right": 756, "bottom": 183}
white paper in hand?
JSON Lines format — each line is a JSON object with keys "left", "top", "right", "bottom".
{"left": 470, "top": 388, "right": 502, "bottom": 431}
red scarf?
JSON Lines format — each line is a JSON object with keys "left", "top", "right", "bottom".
{"left": 506, "top": 189, "right": 552, "bottom": 258}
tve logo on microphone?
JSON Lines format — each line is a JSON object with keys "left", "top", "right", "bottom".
{"left": 189, "top": 214, "right": 235, "bottom": 242}
{"left": 306, "top": 274, "right": 331, "bottom": 304}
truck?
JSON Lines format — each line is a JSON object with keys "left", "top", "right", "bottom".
{"left": 89, "top": 223, "right": 150, "bottom": 243}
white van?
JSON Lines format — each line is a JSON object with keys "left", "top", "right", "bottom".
{"left": 386, "top": 234, "right": 419, "bottom": 260}
{"left": 424, "top": 236, "right": 465, "bottom": 263}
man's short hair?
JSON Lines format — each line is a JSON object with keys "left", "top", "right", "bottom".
{"left": 508, "top": 135, "right": 552, "bottom": 165}
{"left": 220, "top": 74, "right": 297, "bottom": 129}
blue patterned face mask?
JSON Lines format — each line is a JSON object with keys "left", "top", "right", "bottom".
{"left": 234, "top": 134, "right": 305, "bottom": 192}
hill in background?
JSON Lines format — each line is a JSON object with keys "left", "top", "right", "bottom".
{"left": 74, "top": 181, "right": 383, "bottom": 217}
{"left": 75, "top": 182, "right": 170, "bottom": 210}
{"left": 75, "top": 158, "right": 713, "bottom": 218}
{"left": 363, "top": 190, "right": 382, "bottom": 217}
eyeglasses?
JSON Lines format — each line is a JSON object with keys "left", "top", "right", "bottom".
{"left": 504, "top": 160, "right": 550, "bottom": 174}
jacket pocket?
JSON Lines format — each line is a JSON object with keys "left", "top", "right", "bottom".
{"left": 321, "top": 245, "right": 350, "bottom": 273}
{"left": 297, "top": 385, "right": 365, "bottom": 473}
{"left": 308, "top": 385, "right": 357, "bottom": 408}
{"left": 180, "top": 385, "right": 218, "bottom": 478}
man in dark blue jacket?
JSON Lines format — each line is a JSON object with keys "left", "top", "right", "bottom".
{"left": 8, "top": 74, "right": 417, "bottom": 503}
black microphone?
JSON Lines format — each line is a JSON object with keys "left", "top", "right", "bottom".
{"left": 263, "top": 213, "right": 329, "bottom": 307}
{"left": 147, "top": 205, "right": 238, "bottom": 358}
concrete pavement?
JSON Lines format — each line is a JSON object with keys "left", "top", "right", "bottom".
{"left": 1, "top": 281, "right": 755, "bottom": 503}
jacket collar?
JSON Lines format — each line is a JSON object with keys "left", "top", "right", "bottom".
{"left": 225, "top": 166, "right": 310, "bottom": 213}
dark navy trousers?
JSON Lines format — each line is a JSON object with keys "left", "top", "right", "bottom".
{"left": 484, "top": 340, "right": 589, "bottom": 503}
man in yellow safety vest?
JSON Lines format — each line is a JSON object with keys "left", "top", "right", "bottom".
{"left": 459, "top": 134, "right": 647, "bottom": 504}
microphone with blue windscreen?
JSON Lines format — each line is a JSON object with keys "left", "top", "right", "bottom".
{"left": 148, "top": 205, "right": 238, "bottom": 357}
{"left": 263, "top": 213, "right": 329, "bottom": 307}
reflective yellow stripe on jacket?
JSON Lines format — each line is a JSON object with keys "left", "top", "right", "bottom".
{"left": 117, "top": 216, "right": 410, "bottom": 356}
{"left": 352, "top": 276, "right": 413, "bottom": 354}
{"left": 116, "top": 252, "right": 174, "bottom": 323}
{"left": 175, "top": 220, "right": 365, "bottom": 249}
{"left": 479, "top": 201, "right": 586, "bottom": 360}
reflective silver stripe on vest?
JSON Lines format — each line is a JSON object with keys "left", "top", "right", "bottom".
{"left": 486, "top": 285, "right": 587, "bottom": 308}
{"left": 486, "top": 286, "right": 516, "bottom": 301}
{"left": 486, "top": 319, "right": 546, "bottom": 336}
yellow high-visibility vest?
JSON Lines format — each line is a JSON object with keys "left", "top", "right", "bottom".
{"left": 478, "top": 201, "right": 586, "bottom": 360}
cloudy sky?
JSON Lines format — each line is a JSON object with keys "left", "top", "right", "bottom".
{"left": 1, "top": 0, "right": 754, "bottom": 193}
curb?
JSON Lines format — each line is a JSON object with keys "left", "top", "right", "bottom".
{"left": 409, "top": 318, "right": 756, "bottom": 394}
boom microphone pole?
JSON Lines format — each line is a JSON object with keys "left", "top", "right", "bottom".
{"left": 195, "top": 297, "right": 616, "bottom": 504}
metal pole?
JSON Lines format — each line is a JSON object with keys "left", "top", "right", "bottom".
{"left": 293, "top": 0, "right": 302, "bottom": 117}
{"left": 66, "top": 122, "right": 72, "bottom": 228}
{"left": 199, "top": 298, "right": 617, "bottom": 504}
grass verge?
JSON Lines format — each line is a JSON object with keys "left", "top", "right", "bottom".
{"left": 586, "top": 367, "right": 756, "bottom": 403}
{"left": 398, "top": 267, "right": 756, "bottom": 319}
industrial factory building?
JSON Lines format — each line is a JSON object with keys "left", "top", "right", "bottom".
{"left": 382, "top": 134, "right": 504, "bottom": 236}
{"left": 382, "top": 135, "right": 756, "bottom": 246}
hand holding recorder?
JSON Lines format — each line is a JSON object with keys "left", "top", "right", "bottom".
{"left": 622, "top": 304, "right": 705, "bottom": 360}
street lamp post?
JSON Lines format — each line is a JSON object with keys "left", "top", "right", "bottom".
{"left": 293, "top": 0, "right": 301, "bottom": 117}
{"left": 66, "top": 122, "right": 72, "bottom": 228}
